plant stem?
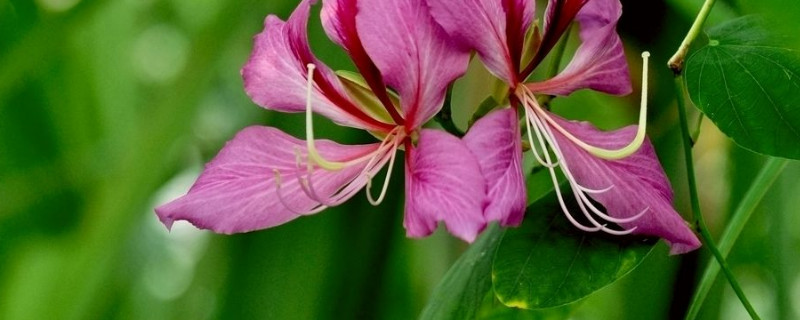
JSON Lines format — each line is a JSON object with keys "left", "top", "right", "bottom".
{"left": 674, "top": 76, "right": 761, "bottom": 320}
{"left": 668, "top": 0, "right": 717, "bottom": 73}
{"left": 684, "top": 157, "right": 787, "bottom": 320}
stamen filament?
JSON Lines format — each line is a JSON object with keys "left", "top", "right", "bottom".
{"left": 523, "top": 104, "right": 559, "bottom": 168}
{"left": 535, "top": 111, "right": 639, "bottom": 234}
{"left": 274, "top": 169, "right": 328, "bottom": 216}
{"left": 518, "top": 52, "right": 652, "bottom": 160}
{"left": 304, "top": 63, "right": 352, "bottom": 171}
{"left": 520, "top": 91, "right": 645, "bottom": 235}
{"left": 366, "top": 138, "right": 400, "bottom": 205}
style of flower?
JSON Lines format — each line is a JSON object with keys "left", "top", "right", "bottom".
{"left": 155, "top": 0, "right": 492, "bottom": 242}
{"left": 429, "top": 0, "right": 701, "bottom": 253}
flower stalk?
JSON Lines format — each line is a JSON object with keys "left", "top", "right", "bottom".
{"left": 674, "top": 76, "right": 760, "bottom": 320}
{"left": 684, "top": 158, "right": 787, "bottom": 319}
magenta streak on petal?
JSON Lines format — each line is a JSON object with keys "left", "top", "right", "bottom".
{"left": 463, "top": 108, "right": 527, "bottom": 226}
{"left": 321, "top": 0, "right": 405, "bottom": 125}
{"left": 155, "top": 126, "right": 382, "bottom": 234}
{"left": 520, "top": 0, "right": 589, "bottom": 79}
{"left": 428, "top": 0, "right": 518, "bottom": 85}
{"left": 546, "top": 113, "right": 701, "bottom": 254}
{"left": 404, "top": 129, "right": 487, "bottom": 242}
{"left": 526, "top": 0, "right": 632, "bottom": 96}
{"left": 503, "top": 0, "right": 535, "bottom": 75}
{"left": 357, "top": 0, "right": 469, "bottom": 129}
{"left": 241, "top": 0, "right": 393, "bottom": 132}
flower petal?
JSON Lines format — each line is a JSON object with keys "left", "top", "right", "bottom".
{"left": 321, "top": 0, "right": 400, "bottom": 122}
{"left": 155, "top": 126, "right": 381, "bottom": 234}
{"left": 527, "top": 0, "right": 631, "bottom": 96}
{"left": 427, "top": 0, "right": 534, "bottom": 85}
{"left": 463, "top": 108, "right": 526, "bottom": 226}
{"left": 356, "top": 0, "right": 470, "bottom": 128}
{"left": 241, "top": 0, "right": 391, "bottom": 131}
{"left": 404, "top": 129, "right": 487, "bottom": 242}
{"left": 548, "top": 114, "right": 700, "bottom": 254}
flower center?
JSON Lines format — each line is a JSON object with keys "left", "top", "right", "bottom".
{"left": 270, "top": 64, "right": 407, "bottom": 215}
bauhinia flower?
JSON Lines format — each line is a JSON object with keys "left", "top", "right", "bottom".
{"left": 428, "top": 0, "right": 701, "bottom": 253}
{"left": 154, "top": 0, "right": 494, "bottom": 242}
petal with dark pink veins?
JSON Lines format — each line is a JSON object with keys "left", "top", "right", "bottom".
{"left": 356, "top": 0, "right": 469, "bottom": 128}
{"left": 241, "top": 0, "right": 391, "bottom": 131}
{"left": 404, "top": 129, "right": 487, "bottom": 242}
{"left": 427, "top": 0, "right": 534, "bottom": 85}
{"left": 156, "top": 126, "right": 381, "bottom": 234}
{"left": 464, "top": 108, "right": 527, "bottom": 227}
{"left": 528, "top": 0, "right": 631, "bottom": 96}
{"left": 548, "top": 113, "right": 701, "bottom": 254}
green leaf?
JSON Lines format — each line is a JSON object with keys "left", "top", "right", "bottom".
{"left": 492, "top": 194, "right": 656, "bottom": 309}
{"left": 419, "top": 223, "right": 503, "bottom": 320}
{"left": 685, "top": 16, "right": 800, "bottom": 159}
{"left": 468, "top": 96, "right": 500, "bottom": 127}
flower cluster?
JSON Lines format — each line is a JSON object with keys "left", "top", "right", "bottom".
{"left": 156, "top": 0, "right": 700, "bottom": 254}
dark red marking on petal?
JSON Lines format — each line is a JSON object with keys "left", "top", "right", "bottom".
{"left": 519, "top": 0, "right": 589, "bottom": 80}
{"left": 504, "top": 0, "right": 527, "bottom": 75}
{"left": 330, "top": 0, "right": 406, "bottom": 125}
{"left": 294, "top": 32, "right": 395, "bottom": 132}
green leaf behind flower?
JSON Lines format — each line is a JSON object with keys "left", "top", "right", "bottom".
{"left": 492, "top": 194, "right": 656, "bottom": 309}
{"left": 685, "top": 16, "right": 800, "bottom": 159}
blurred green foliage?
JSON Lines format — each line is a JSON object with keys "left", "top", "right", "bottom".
{"left": 0, "top": 0, "right": 798, "bottom": 319}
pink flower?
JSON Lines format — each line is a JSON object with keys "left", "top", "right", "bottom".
{"left": 429, "top": 0, "right": 701, "bottom": 254}
{"left": 155, "top": 0, "right": 490, "bottom": 242}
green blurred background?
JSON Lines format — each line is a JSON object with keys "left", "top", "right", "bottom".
{"left": 1, "top": 0, "right": 799, "bottom": 319}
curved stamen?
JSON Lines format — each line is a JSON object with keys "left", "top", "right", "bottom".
{"left": 274, "top": 169, "right": 328, "bottom": 216}
{"left": 576, "top": 190, "right": 648, "bottom": 224}
{"left": 297, "top": 142, "right": 391, "bottom": 207}
{"left": 519, "top": 52, "right": 652, "bottom": 160}
{"left": 533, "top": 112, "right": 640, "bottom": 234}
{"left": 525, "top": 100, "right": 600, "bottom": 232}
{"left": 578, "top": 184, "right": 614, "bottom": 194}
{"left": 304, "top": 64, "right": 348, "bottom": 170}
{"left": 524, "top": 97, "right": 641, "bottom": 235}
{"left": 293, "top": 129, "right": 403, "bottom": 208}
{"left": 366, "top": 137, "right": 400, "bottom": 205}
{"left": 523, "top": 104, "right": 559, "bottom": 168}
{"left": 304, "top": 64, "right": 396, "bottom": 170}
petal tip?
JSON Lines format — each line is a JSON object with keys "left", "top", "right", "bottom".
{"left": 154, "top": 204, "right": 177, "bottom": 231}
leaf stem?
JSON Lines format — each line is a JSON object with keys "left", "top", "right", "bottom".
{"left": 684, "top": 157, "right": 787, "bottom": 319}
{"left": 674, "top": 76, "right": 761, "bottom": 320}
{"left": 668, "top": 0, "right": 717, "bottom": 73}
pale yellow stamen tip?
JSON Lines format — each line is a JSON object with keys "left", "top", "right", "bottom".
{"left": 304, "top": 63, "right": 346, "bottom": 171}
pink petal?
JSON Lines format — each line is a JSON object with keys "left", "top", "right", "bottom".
{"left": 356, "top": 0, "right": 470, "bottom": 128}
{"left": 427, "top": 0, "right": 534, "bottom": 85}
{"left": 155, "top": 126, "right": 381, "bottom": 234}
{"left": 320, "top": 0, "right": 357, "bottom": 50}
{"left": 241, "top": 0, "right": 391, "bottom": 131}
{"left": 527, "top": 0, "right": 631, "bottom": 96}
{"left": 463, "top": 108, "right": 526, "bottom": 226}
{"left": 548, "top": 114, "right": 701, "bottom": 254}
{"left": 320, "top": 0, "right": 399, "bottom": 119}
{"left": 404, "top": 129, "right": 487, "bottom": 242}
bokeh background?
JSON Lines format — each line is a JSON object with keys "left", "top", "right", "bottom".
{"left": 1, "top": 0, "right": 799, "bottom": 319}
